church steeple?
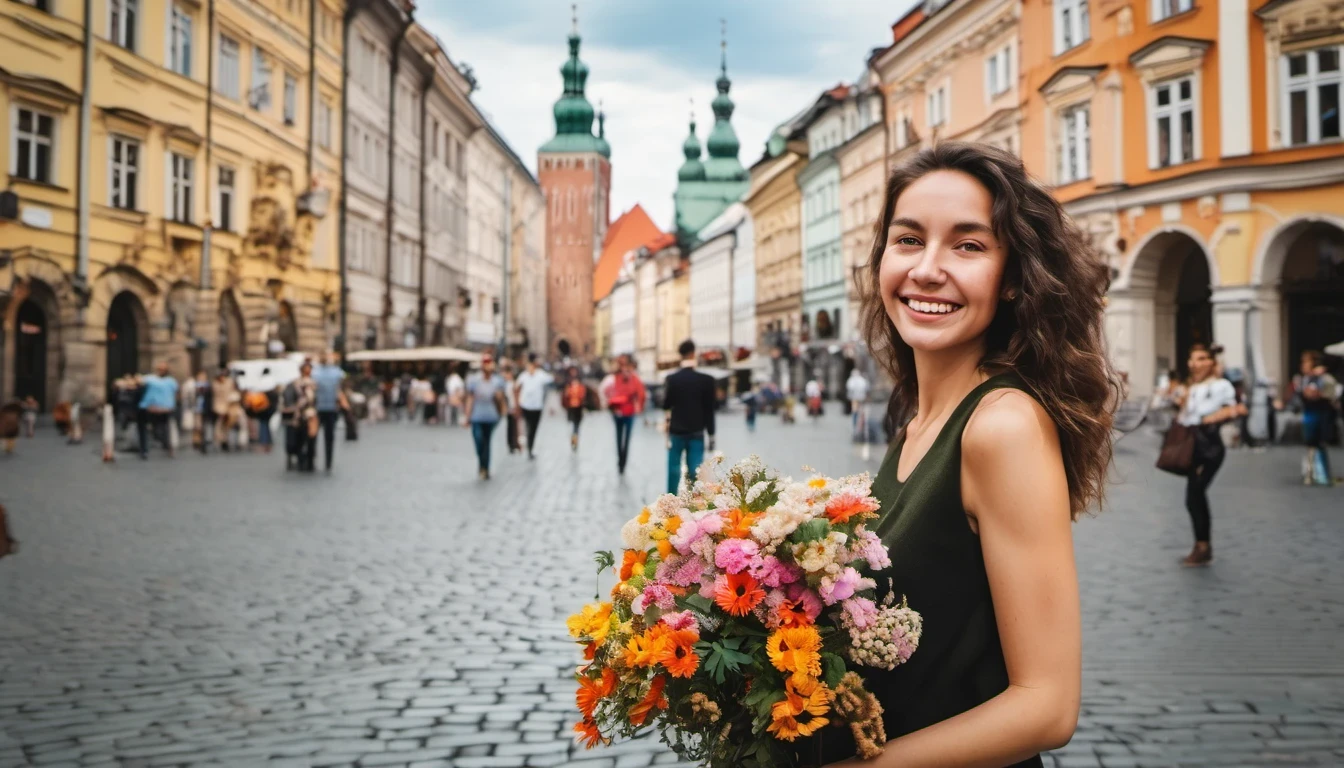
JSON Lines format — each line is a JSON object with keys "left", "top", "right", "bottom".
{"left": 703, "top": 19, "right": 746, "bottom": 182}
{"left": 541, "top": 4, "right": 609, "bottom": 157}
{"left": 678, "top": 99, "right": 705, "bottom": 182}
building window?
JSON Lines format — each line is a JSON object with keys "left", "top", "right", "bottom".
{"left": 316, "top": 98, "right": 333, "bottom": 149}
{"left": 283, "top": 72, "right": 298, "bottom": 126}
{"left": 1282, "top": 46, "right": 1342, "bottom": 147}
{"left": 109, "top": 0, "right": 137, "bottom": 51}
{"left": 11, "top": 107, "right": 55, "bottom": 184}
{"left": 927, "top": 86, "right": 947, "bottom": 128}
{"left": 986, "top": 46, "right": 1011, "bottom": 97}
{"left": 17, "top": 0, "right": 53, "bottom": 12}
{"left": 1152, "top": 0, "right": 1193, "bottom": 22}
{"left": 218, "top": 35, "right": 240, "bottom": 99}
{"left": 109, "top": 136, "right": 139, "bottom": 210}
{"left": 168, "top": 5, "right": 192, "bottom": 76}
{"left": 1056, "top": 103, "right": 1091, "bottom": 184}
{"left": 217, "top": 166, "right": 235, "bottom": 231}
{"left": 169, "top": 153, "right": 193, "bottom": 223}
{"left": 249, "top": 47, "right": 271, "bottom": 112}
{"left": 1054, "top": 0, "right": 1090, "bottom": 54}
{"left": 1150, "top": 76, "right": 1196, "bottom": 167}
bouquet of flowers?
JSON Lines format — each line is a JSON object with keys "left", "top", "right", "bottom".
{"left": 567, "top": 456, "right": 923, "bottom": 767}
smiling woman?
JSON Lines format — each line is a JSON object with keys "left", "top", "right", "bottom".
{"left": 810, "top": 143, "right": 1120, "bottom": 768}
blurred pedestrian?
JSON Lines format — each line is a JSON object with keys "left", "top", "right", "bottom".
{"left": 663, "top": 340, "right": 716, "bottom": 493}
{"left": 562, "top": 366, "right": 589, "bottom": 452}
{"left": 741, "top": 386, "right": 758, "bottom": 433}
{"left": 604, "top": 354, "right": 647, "bottom": 476}
{"left": 1173, "top": 344, "right": 1241, "bottom": 566}
{"left": 516, "top": 353, "right": 554, "bottom": 460}
{"left": 0, "top": 401, "right": 20, "bottom": 455}
{"left": 244, "top": 387, "right": 277, "bottom": 454}
{"left": 502, "top": 363, "right": 521, "bottom": 454}
{"left": 137, "top": 362, "right": 178, "bottom": 460}
{"left": 279, "top": 375, "right": 302, "bottom": 470}
{"left": 805, "top": 377, "right": 824, "bottom": 421}
{"left": 0, "top": 502, "right": 16, "bottom": 559}
{"left": 292, "top": 362, "right": 319, "bottom": 472}
{"left": 1295, "top": 350, "right": 1338, "bottom": 486}
{"left": 20, "top": 396, "right": 38, "bottom": 438}
{"left": 192, "top": 370, "right": 213, "bottom": 452}
{"left": 213, "top": 370, "right": 241, "bottom": 452}
{"left": 847, "top": 367, "right": 872, "bottom": 455}
{"left": 446, "top": 365, "right": 465, "bottom": 427}
{"left": 464, "top": 353, "right": 507, "bottom": 480}
{"left": 313, "top": 351, "right": 348, "bottom": 473}
{"left": 100, "top": 401, "right": 115, "bottom": 462}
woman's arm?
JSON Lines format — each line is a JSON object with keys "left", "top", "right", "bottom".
{"left": 834, "top": 390, "right": 1080, "bottom": 768}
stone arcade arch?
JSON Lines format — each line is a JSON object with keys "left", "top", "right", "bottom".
{"left": 1251, "top": 217, "right": 1344, "bottom": 386}
{"left": 1107, "top": 228, "right": 1216, "bottom": 395}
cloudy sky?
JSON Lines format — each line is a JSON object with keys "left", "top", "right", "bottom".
{"left": 421, "top": 0, "right": 917, "bottom": 231}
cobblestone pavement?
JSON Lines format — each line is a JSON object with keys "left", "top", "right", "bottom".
{"left": 1, "top": 404, "right": 1342, "bottom": 768}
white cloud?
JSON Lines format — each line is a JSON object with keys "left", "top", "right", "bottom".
{"left": 424, "top": 22, "right": 828, "bottom": 231}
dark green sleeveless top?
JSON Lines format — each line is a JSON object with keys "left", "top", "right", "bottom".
{"left": 809, "top": 372, "right": 1045, "bottom": 768}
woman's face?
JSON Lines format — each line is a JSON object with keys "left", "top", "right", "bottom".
{"left": 878, "top": 170, "right": 1007, "bottom": 357}
{"left": 1188, "top": 350, "right": 1213, "bottom": 380}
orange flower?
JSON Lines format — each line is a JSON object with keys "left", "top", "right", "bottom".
{"left": 774, "top": 599, "right": 815, "bottom": 628}
{"left": 766, "top": 626, "right": 823, "bottom": 681}
{"left": 583, "top": 641, "right": 598, "bottom": 661}
{"left": 664, "top": 515, "right": 683, "bottom": 535}
{"left": 767, "top": 676, "right": 833, "bottom": 741}
{"left": 574, "top": 718, "right": 606, "bottom": 748}
{"left": 721, "top": 508, "right": 762, "bottom": 539}
{"left": 637, "top": 507, "right": 652, "bottom": 524}
{"left": 657, "top": 629, "right": 700, "bottom": 678}
{"left": 623, "top": 629, "right": 669, "bottom": 668}
{"left": 714, "top": 572, "right": 766, "bottom": 616}
{"left": 656, "top": 539, "right": 674, "bottom": 560}
{"left": 824, "top": 491, "right": 880, "bottom": 524}
{"left": 575, "top": 668, "right": 616, "bottom": 719}
{"left": 628, "top": 674, "right": 668, "bottom": 726}
{"left": 620, "top": 549, "right": 648, "bottom": 581}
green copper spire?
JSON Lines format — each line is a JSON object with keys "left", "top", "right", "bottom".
{"left": 703, "top": 20, "right": 746, "bottom": 182}
{"left": 540, "top": 4, "right": 609, "bottom": 157}
{"left": 596, "top": 99, "right": 612, "bottom": 159}
{"left": 678, "top": 99, "right": 705, "bottom": 182}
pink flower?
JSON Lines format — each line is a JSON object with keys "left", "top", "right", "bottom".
{"left": 841, "top": 597, "right": 878, "bottom": 630}
{"left": 669, "top": 514, "right": 723, "bottom": 556}
{"left": 750, "top": 555, "right": 802, "bottom": 588}
{"left": 698, "top": 577, "right": 717, "bottom": 600}
{"left": 659, "top": 610, "right": 698, "bottom": 631}
{"left": 714, "top": 539, "right": 759, "bottom": 574}
{"left": 851, "top": 529, "right": 891, "bottom": 572}
{"left": 819, "top": 567, "right": 863, "bottom": 605}
{"left": 783, "top": 583, "right": 823, "bottom": 623}
{"left": 656, "top": 555, "right": 708, "bottom": 588}
{"left": 641, "top": 583, "right": 676, "bottom": 612}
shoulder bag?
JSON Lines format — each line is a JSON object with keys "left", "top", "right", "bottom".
{"left": 1156, "top": 422, "right": 1195, "bottom": 475}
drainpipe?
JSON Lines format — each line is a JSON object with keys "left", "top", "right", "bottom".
{"left": 382, "top": 12, "right": 415, "bottom": 344}
{"left": 416, "top": 68, "right": 431, "bottom": 345}
{"left": 499, "top": 169, "right": 511, "bottom": 361}
{"left": 200, "top": 0, "right": 216, "bottom": 292}
{"left": 74, "top": 0, "right": 94, "bottom": 296}
{"left": 337, "top": 0, "right": 367, "bottom": 354}
{"left": 305, "top": 0, "right": 317, "bottom": 183}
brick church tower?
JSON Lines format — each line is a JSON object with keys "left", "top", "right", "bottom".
{"left": 538, "top": 8, "right": 611, "bottom": 358}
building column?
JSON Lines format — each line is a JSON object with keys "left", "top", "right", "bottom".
{"left": 1104, "top": 288, "right": 1156, "bottom": 397}
{"left": 1212, "top": 284, "right": 1281, "bottom": 384}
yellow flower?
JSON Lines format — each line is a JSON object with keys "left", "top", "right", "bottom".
{"left": 567, "top": 602, "right": 614, "bottom": 644}
{"left": 637, "top": 507, "right": 652, "bottom": 524}
{"left": 807, "top": 477, "right": 827, "bottom": 489}
{"left": 767, "top": 676, "right": 833, "bottom": 741}
{"left": 766, "top": 626, "right": 823, "bottom": 682}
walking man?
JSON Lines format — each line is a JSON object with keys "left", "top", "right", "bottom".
{"left": 464, "top": 353, "right": 508, "bottom": 479}
{"left": 138, "top": 361, "right": 179, "bottom": 459}
{"left": 663, "top": 340, "right": 717, "bottom": 493}
{"left": 604, "top": 355, "right": 646, "bottom": 476}
{"left": 446, "top": 365, "right": 466, "bottom": 427}
{"left": 515, "top": 354, "right": 554, "bottom": 459}
{"left": 312, "top": 351, "right": 348, "bottom": 472}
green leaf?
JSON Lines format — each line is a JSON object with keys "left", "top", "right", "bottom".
{"left": 594, "top": 550, "right": 615, "bottom": 574}
{"left": 684, "top": 594, "right": 714, "bottom": 614}
{"left": 720, "top": 636, "right": 745, "bottom": 651}
{"left": 792, "top": 518, "right": 832, "bottom": 544}
{"left": 822, "top": 653, "right": 847, "bottom": 688}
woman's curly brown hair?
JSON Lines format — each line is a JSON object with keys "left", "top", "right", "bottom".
{"left": 861, "top": 142, "right": 1120, "bottom": 517}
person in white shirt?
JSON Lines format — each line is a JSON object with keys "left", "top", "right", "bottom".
{"left": 1173, "top": 343, "right": 1242, "bottom": 567}
{"left": 846, "top": 369, "right": 872, "bottom": 448}
{"left": 445, "top": 368, "right": 466, "bottom": 427}
{"left": 514, "top": 354, "right": 555, "bottom": 459}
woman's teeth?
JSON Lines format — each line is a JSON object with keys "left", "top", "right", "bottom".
{"left": 907, "top": 299, "right": 960, "bottom": 314}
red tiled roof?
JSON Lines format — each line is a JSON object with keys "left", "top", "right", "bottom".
{"left": 891, "top": 8, "right": 926, "bottom": 44}
{"left": 825, "top": 83, "right": 851, "bottom": 101}
{"left": 593, "top": 204, "right": 666, "bottom": 301}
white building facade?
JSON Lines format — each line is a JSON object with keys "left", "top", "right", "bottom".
{"left": 609, "top": 276, "right": 637, "bottom": 358}
{"left": 464, "top": 130, "right": 508, "bottom": 348}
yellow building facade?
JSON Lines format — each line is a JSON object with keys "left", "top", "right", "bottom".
{"left": 0, "top": 0, "right": 342, "bottom": 409}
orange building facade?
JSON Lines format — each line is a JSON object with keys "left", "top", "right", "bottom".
{"left": 1019, "top": 0, "right": 1344, "bottom": 394}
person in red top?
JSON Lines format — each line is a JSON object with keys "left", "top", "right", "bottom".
{"left": 604, "top": 355, "right": 646, "bottom": 475}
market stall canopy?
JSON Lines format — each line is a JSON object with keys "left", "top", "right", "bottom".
{"left": 346, "top": 347, "right": 483, "bottom": 364}
{"left": 1326, "top": 339, "right": 1344, "bottom": 356}
{"left": 658, "top": 366, "right": 732, "bottom": 383}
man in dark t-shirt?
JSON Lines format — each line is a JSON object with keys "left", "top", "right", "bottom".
{"left": 663, "top": 339, "right": 717, "bottom": 494}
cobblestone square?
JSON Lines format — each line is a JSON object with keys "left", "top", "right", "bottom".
{"left": 1, "top": 409, "right": 1342, "bottom": 767}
